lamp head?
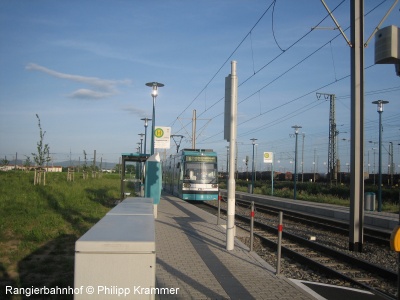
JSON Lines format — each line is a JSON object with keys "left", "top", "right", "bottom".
{"left": 141, "top": 117, "right": 151, "bottom": 127}
{"left": 372, "top": 100, "right": 389, "bottom": 112}
{"left": 291, "top": 125, "right": 302, "bottom": 134}
{"left": 146, "top": 82, "right": 164, "bottom": 98}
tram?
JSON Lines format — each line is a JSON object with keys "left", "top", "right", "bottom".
{"left": 163, "top": 149, "right": 218, "bottom": 201}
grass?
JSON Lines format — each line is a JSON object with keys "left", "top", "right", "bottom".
{"left": 0, "top": 171, "right": 120, "bottom": 299}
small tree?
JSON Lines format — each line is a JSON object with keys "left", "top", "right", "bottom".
{"left": 31, "top": 114, "right": 51, "bottom": 167}
{"left": 83, "top": 150, "right": 88, "bottom": 170}
{"left": 24, "top": 156, "right": 32, "bottom": 169}
{"left": 1, "top": 156, "right": 9, "bottom": 166}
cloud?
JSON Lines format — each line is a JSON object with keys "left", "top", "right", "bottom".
{"left": 122, "top": 106, "right": 148, "bottom": 118}
{"left": 26, "top": 63, "right": 131, "bottom": 99}
{"left": 68, "top": 89, "right": 113, "bottom": 99}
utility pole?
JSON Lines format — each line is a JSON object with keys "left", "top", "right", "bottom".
{"left": 192, "top": 110, "right": 196, "bottom": 149}
{"left": 349, "top": 0, "right": 364, "bottom": 253}
{"left": 301, "top": 133, "right": 305, "bottom": 183}
{"left": 317, "top": 92, "right": 337, "bottom": 184}
{"left": 93, "top": 150, "right": 96, "bottom": 170}
{"left": 225, "top": 61, "right": 238, "bottom": 251}
{"left": 389, "top": 142, "right": 394, "bottom": 186}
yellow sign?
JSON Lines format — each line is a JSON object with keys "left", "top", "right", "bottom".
{"left": 263, "top": 152, "right": 273, "bottom": 163}
{"left": 154, "top": 126, "right": 171, "bottom": 149}
{"left": 155, "top": 128, "right": 164, "bottom": 138}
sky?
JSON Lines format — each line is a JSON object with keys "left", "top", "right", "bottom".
{"left": 0, "top": 0, "right": 399, "bottom": 174}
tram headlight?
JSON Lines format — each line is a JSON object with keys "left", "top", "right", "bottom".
{"left": 212, "top": 184, "right": 218, "bottom": 188}
{"left": 183, "top": 183, "right": 191, "bottom": 188}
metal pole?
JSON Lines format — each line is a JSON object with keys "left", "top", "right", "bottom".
{"left": 294, "top": 131, "right": 299, "bottom": 200}
{"left": 251, "top": 138, "right": 257, "bottom": 194}
{"left": 192, "top": 110, "right": 196, "bottom": 149}
{"left": 349, "top": 0, "right": 364, "bottom": 253}
{"left": 146, "top": 82, "right": 164, "bottom": 155}
{"left": 217, "top": 192, "right": 221, "bottom": 225}
{"left": 252, "top": 144, "right": 255, "bottom": 193}
{"left": 141, "top": 118, "right": 151, "bottom": 155}
{"left": 144, "top": 127, "right": 147, "bottom": 155}
{"left": 151, "top": 95, "right": 156, "bottom": 155}
{"left": 227, "top": 61, "right": 238, "bottom": 251}
{"left": 378, "top": 110, "right": 383, "bottom": 211}
{"left": 301, "top": 133, "right": 305, "bottom": 183}
{"left": 271, "top": 160, "right": 274, "bottom": 196}
{"left": 250, "top": 201, "right": 254, "bottom": 251}
{"left": 276, "top": 211, "right": 283, "bottom": 276}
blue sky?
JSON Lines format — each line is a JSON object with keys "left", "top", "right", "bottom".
{"left": 1, "top": 0, "right": 399, "bottom": 174}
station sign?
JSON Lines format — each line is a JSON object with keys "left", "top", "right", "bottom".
{"left": 263, "top": 152, "right": 273, "bottom": 164}
{"left": 154, "top": 126, "right": 171, "bottom": 149}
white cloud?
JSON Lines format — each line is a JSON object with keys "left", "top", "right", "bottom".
{"left": 25, "top": 63, "right": 131, "bottom": 99}
{"left": 68, "top": 89, "right": 113, "bottom": 99}
{"left": 122, "top": 106, "right": 148, "bottom": 118}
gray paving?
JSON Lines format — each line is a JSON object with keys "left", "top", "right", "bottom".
{"left": 155, "top": 194, "right": 316, "bottom": 300}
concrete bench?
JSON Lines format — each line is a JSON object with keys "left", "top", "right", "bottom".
{"left": 74, "top": 198, "right": 155, "bottom": 299}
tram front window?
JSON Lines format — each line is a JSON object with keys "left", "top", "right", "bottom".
{"left": 184, "top": 162, "right": 216, "bottom": 183}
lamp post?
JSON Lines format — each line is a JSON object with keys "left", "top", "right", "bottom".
{"left": 372, "top": 100, "right": 389, "bottom": 212}
{"left": 250, "top": 138, "right": 257, "bottom": 194}
{"left": 140, "top": 118, "right": 151, "bottom": 155}
{"left": 146, "top": 82, "right": 164, "bottom": 155}
{"left": 292, "top": 125, "right": 302, "bottom": 200}
{"left": 138, "top": 133, "right": 144, "bottom": 154}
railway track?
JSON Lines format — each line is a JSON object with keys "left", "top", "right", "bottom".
{"left": 194, "top": 200, "right": 398, "bottom": 299}
{"left": 234, "top": 198, "right": 391, "bottom": 245}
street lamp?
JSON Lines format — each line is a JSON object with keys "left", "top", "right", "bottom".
{"left": 138, "top": 133, "right": 144, "bottom": 154}
{"left": 140, "top": 117, "right": 151, "bottom": 155}
{"left": 372, "top": 100, "right": 389, "bottom": 212}
{"left": 292, "top": 125, "right": 302, "bottom": 200}
{"left": 250, "top": 138, "right": 257, "bottom": 194}
{"left": 146, "top": 82, "right": 164, "bottom": 155}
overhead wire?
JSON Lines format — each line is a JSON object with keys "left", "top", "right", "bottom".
{"left": 172, "top": 0, "right": 396, "bottom": 151}
{"left": 170, "top": 1, "right": 275, "bottom": 127}
{"left": 192, "top": 0, "right": 347, "bottom": 124}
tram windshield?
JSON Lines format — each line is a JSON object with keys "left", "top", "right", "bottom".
{"left": 184, "top": 162, "right": 217, "bottom": 183}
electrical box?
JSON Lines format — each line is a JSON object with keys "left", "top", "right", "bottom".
{"left": 74, "top": 215, "right": 155, "bottom": 299}
{"left": 375, "top": 25, "right": 399, "bottom": 64}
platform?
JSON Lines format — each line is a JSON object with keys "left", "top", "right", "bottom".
{"left": 155, "top": 194, "right": 315, "bottom": 299}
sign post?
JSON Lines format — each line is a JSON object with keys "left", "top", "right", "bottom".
{"left": 264, "top": 152, "right": 274, "bottom": 196}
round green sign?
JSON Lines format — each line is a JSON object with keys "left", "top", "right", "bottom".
{"left": 154, "top": 128, "right": 164, "bottom": 138}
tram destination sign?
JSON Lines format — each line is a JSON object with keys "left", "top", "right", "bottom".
{"left": 185, "top": 156, "right": 216, "bottom": 163}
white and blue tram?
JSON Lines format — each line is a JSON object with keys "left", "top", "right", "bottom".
{"left": 163, "top": 149, "right": 219, "bottom": 201}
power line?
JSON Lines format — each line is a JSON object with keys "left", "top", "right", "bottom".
{"left": 170, "top": 1, "right": 275, "bottom": 127}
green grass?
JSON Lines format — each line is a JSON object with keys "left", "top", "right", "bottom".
{"left": 0, "top": 171, "right": 120, "bottom": 299}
